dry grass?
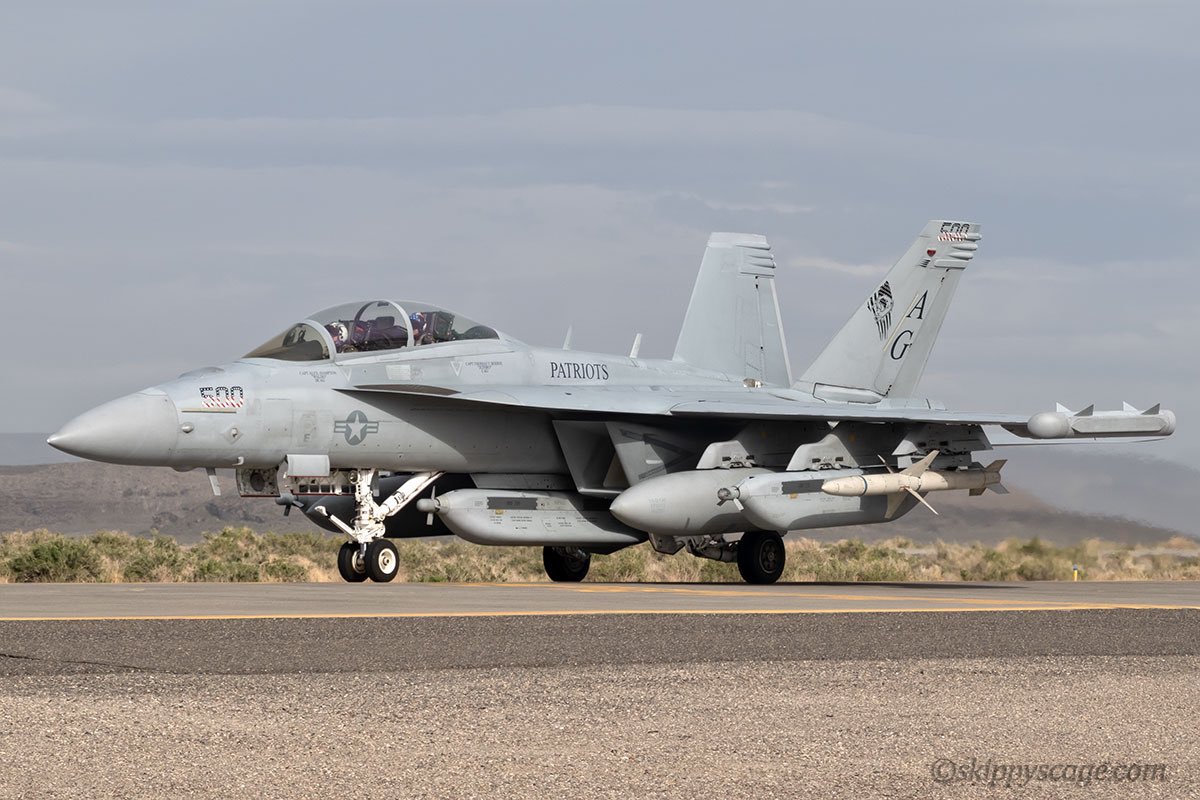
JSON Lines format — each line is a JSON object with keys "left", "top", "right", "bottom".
{"left": 1, "top": 528, "right": 1198, "bottom": 583}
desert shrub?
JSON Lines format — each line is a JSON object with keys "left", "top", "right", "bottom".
{"left": 193, "top": 557, "right": 260, "bottom": 582}
{"left": 89, "top": 531, "right": 144, "bottom": 560}
{"left": 2, "top": 529, "right": 1198, "bottom": 583}
{"left": 959, "top": 549, "right": 1020, "bottom": 581}
{"left": 8, "top": 538, "right": 103, "bottom": 582}
{"left": 262, "top": 558, "right": 309, "bottom": 582}
{"left": 121, "top": 536, "right": 188, "bottom": 582}
{"left": 193, "top": 527, "right": 264, "bottom": 562}
{"left": 398, "top": 540, "right": 546, "bottom": 583}
{"left": 250, "top": 531, "right": 342, "bottom": 563}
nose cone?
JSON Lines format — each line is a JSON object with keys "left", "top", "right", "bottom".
{"left": 48, "top": 391, "right": 180, "bottom": 465}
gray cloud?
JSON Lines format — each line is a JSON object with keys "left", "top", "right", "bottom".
{"left": 0, "top": 0, "right": 1196, "bottom": 474}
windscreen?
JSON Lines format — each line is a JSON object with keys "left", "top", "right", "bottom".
{"left": 244, "top": 323, "right": 331, "bottom": 361}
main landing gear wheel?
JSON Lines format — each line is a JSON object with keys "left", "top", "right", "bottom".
{"left": 543, "top": 547, "right": 591, "bottom": 582}
{"left": 737, "top": 531, "right": 785, "bottom": 585}
{"left": 366, "top": 539, "right": 400, "bottom": 583}
{"left": 337, "top": 542, "right": 369, "bottom": 583}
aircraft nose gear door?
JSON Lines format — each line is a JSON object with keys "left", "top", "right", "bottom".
{"left": 316, "top": 469, "right": 443, "bottom": 583}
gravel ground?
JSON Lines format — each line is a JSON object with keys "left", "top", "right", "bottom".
{"left": 0, "top": 655, "right": 1194, "bottom": 799}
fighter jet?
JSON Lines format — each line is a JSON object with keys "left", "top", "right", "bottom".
{"left": 48, "top": 221, "right": 1176, "bottom": 584}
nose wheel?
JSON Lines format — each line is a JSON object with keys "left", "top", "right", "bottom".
{"left": 337, "top": 540, "right": 399, "bottom": 583}
{"left": 365, "top": 539, "right": 399, "bottom": 583}
{"left": 337, "top": 542, "right": 369, "bottom": 583}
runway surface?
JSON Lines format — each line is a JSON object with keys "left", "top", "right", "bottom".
{"left": 0, "top": 581, "right": 1197, "bottom": 675}
{"left": 3, "top": 578, "right": 1198, "bottom": 619}
{"left": 2, "top": 584, "right": 1196, "bottom": 798}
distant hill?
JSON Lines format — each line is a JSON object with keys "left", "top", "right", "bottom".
{"left": 992, "top": 447, "right": 1200, "bottom": 537}
{"left": 0, "top": 460, "right": 1186, "bottom": 546}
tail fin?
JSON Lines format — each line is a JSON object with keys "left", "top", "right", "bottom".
{"left": 673, "top": 232, "right": 792, "bottom": 386}
{"left": 799, "top": 220, "right": 980, "bottom": 401}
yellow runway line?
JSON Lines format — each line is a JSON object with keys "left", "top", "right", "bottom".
{"left": 1, "top": 603, "right": 1196, "bottom": 622}
{"left": 464, "top": 582, "right": 1105, "bottom": 608}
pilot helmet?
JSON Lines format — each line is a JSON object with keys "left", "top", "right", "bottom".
{"left": 326, "top": 322, "right": 348, "bottom": 348}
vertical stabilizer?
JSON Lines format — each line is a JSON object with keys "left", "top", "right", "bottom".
{"left": 673, "top": 233, "right": 792, "bottom": 386}
{"left": 800, "top": 220, "right": 980, "bottom": 400}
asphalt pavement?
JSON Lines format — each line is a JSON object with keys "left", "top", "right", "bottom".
{"left": 1, "top": 583, "right": 1196, "bottom": 798}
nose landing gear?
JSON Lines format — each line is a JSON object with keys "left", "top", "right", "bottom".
{"left": 322, "top": 469, "right": 441, "bottom": 583}
{"left": 336, "top": 539, "right": 400, "bottom": 583}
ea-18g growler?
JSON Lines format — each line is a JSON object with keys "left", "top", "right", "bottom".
{"left": 49, "top": 221, "right": 1176, "bottom": 583}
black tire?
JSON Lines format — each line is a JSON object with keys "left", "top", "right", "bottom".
{"left": 337, "top": 542, "right": 369, "bottom": 583}
{"left": 736, "top": 531, "right": 785, "bottom": 584}
{"left": 543, "top": 547, "right": 591, "bottom": 582}
{"left": 366, "top": 539, "right": 400, "bottom": 583}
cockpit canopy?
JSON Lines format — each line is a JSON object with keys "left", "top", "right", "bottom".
{"left": 244, "top": 300, "right": 500, "bottom": 362}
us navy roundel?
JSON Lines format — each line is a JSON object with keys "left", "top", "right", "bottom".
{"left": 334, "top": 410, "right": 379, "bottom": 445}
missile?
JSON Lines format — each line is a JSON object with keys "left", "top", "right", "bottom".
{"left": 819, "top": 450, "right": 1007, "bottom": 519}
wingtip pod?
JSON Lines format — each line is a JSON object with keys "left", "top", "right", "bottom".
{"left": 1025, "top": 405, "right": 1175, "bottom": 439}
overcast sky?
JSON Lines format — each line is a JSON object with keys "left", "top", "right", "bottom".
{"left": 2, "top": 0, "right": 1197, "bottom": 466}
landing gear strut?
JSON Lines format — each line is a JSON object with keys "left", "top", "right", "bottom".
{"left": 736, "top": 531, "right": 786, "bottom": 584}
{"left": 320, "top": 469, "right": 442, "bottom": 583}
{"left": 543, "top": 547, "right": 591, "bottom": 582}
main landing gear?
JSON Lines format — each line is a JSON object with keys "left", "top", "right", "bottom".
{"left": 543, "top": 546, "right": 591, "bottom": 582}
{"left": 736, "top": 531, "right": 786, "bottom": 584}
{"left": 663, "top": 531, "right": 787, "bottom": 584}
{"left": 321, "top": 469, "right": 442, "bottom": 584}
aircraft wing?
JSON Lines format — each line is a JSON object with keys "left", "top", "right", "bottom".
{"left": 344, "top": 383, "right": 1175, "bottom": 440}
{"left": 343, "top": 383, "right": 1030, "bottom": 427}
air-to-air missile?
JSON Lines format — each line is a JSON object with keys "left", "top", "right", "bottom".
{"left": 818, "top": 450, "right": 1005, "bottom": 518}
